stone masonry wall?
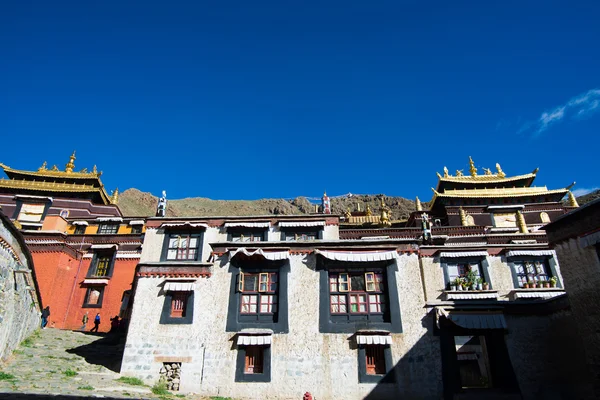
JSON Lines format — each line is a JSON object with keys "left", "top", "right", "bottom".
{"left": 122, "top": 226, "right": 442, "bottom": 399}
{"left": 0, "top": 214, "right": 41, "bottom": 362}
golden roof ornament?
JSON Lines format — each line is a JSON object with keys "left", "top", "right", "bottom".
{"left": 92, "top": 165, "right": 98, "bottom": 174}
{"left": 111, "top": 187, "right": 119, "bottom": 204}
{"left": 469, "top": 156, "right": 477, "bottom": 177}
{"left": 379, "top": 198, "right": 392, "bottom": 227}
{"left": 38, "top": 161, "right": 47, "bottom": 172}
{"left": 443, "top": 166, "right": 449, "bottom": 177}
{"left": 365, "top": 205, "right": 372, "bottom": 216}
{"left": 456, "top": 169, "right": 464, "bottom": 177}
{"left": 416, "top": 196, "right": 423, "bottom": 211}
{"left": 496, "top": 163, "right": 506, "bottom": 178}
{"left": 51, "top": 165, "right": 59, "bottom": 171}
{"left": 516, "top": 210, "right": 528, "bottom": 234}
{"left": 344, "top": 208, "right": 351, "bottom": 219}
{"left": 459, "top": 207, "right": 467, "bottom": 226}
{"left": 65, "top": 151, "right": 76, "bottom": 173}
{"left": 568, "top": 191, "right": 579, "bottom": 207}
{"left": 483, "top": 167, "right": 492, "bottom": 176}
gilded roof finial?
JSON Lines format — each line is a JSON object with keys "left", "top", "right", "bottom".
{"left": 38, "top": 161, "right": 47, "bottom": 172}
{"left": 516, "top": 210, "right": 528, "bottom": 234}
{"left": 496, "top": 163, "right": 506, "bottom": 178}
{"left": 456, "top": 169, "right": 464, "bottom": 177}
{"left": 92, "top": 165, "right": 98, "bottom": 174}
{"left": 568, "top": 191, "right": 579, "bottom": 207}
{"left": 379, "top": 197, "right": 391, "bottom": 227}
{"left": 51, "top": 165, "right": 59, "bottom": 171}
{"left": 111, "top": 188, "right": 119, "bottom": 204}
{"left": 365, "top": 205, "right": 372, "bottom": 216}
{"left": 459, "top": 207, "right": 467, "bottom": 226}
{"left": 483, "top": 167, "right": 492, "bottom": 176}
{"left": 469, "top": 156, "right": 477, "bottom": 177}
{"left": 416, "top": 196, "right": 422, "bottom": 211}
{"left": 344, "top": 208, "right": 351, "bottom": 219}
{"left": 65, "top": 151, "right": 76, "bottom": 173}
{"left": 443, "top": 166, "right": 449, "bottom": 177}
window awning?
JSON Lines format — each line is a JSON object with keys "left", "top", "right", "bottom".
{"left": 439, "top": 251, "right": 488, "bottom": 258}
{"left": 356, "top": 335, "right": 392, "bottom": 345}
{"left": 229, "top": 248, "right": 289, "bottom": 261}
{"left": 580, "top": 231, "right": 600, "bottom": 248}
{"left": 90, "top": 244, "right": 118, "bottom": 250}
{"left": 447, "top": 312, "right": 507, "bottom": 330}
{"left": 237, "top": 335, "right": 272, "bottom": 345}
{"left": 129, "top": 220, "right": 145, "bottom": 226}
{"left": 315, "top": 249, "right": 398, "bottom": 262}
{"left": 164, "top": 281, "right": 195, "bottom": 291}
{"left": 279, "top": 221, "right": 325, "bottom": 228}
{"left": 506, "top": 250, "right": 554, "bottom": 257}
{"left": 82, "top": 278, "right": 109, "bottom": 285}
{"left": 161, "top": 222, "right": 209, "bottom": 229}
{"left": 72, "top": 221, "right": 89, "bottom": 226}
{"left": 224, "top": 222, "right": 270, "bottom": 228}
{"left": 96, "top": 217, "right": 123, "bottom": 222}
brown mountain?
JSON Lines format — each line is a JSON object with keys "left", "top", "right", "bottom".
{"left": 118, "top": 188, "right": 419, "bottom": 220}
{"left": 577, "top": 189, "right": 600, "bottom": 206}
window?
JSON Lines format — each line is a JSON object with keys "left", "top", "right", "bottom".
{"left": 366, "top": 345, "right": 386, "bottom": 375}
{"left": 329, "top": 269, "right": 386, "bottom": 316}
{"left": 131, "top": 225, "right": 143, "bottom": 234}
{"left": 283, "top": 230, "right": 319, "bottom": 241}
{"left": 231, "top": 232, "right": 264, "bottom": 242}
{"left": 245, "top": 346, "right": 264, "bottom": 374}
{"left": 170, "top": 292, "right": 189, "bottom": 318}
{"left": 446, "top": 262, "right": 484, "bottom": 287}
{"left": 74, "top": 225, "right": 86, "bottom": 235}
{"left": 98, "top": 224, "right": 119, "bottom": 234}
{"left": 165, "top": 234, "right": 200, "bottom": 261}
{"left": 88, "top": 253, "right": 114, "bottom": 277}
{"left": 513, "top": 260, "right": 550, "bottom": 287}
{"left": 83, "top": 286, "right": 104, "bottom": 307}
{"left": 238, "top": 271, "right": 278, "bottom": 315}
{"left": 160, "top": 290, "right": 194, "bottom": 324}
{"left": 455, "top": 335, "right": 491, "bottom": 389}
{"left": 235, "top": 345, "right": 271, "bottom": 382}
{"left": 17, "top": 203, "right": 45, "bottom": 223}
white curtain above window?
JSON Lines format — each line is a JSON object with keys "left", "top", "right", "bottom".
{"left": 164, "top": 281, "right": 195, "bottom": 291}
{"left": 315, "top": 250, "right": 398, "bottom": 262}
{"left": 161, "top": 222, "right": 209, "bottom": 229}
{"left": 356, "top": 335, "right": 392, "bottom": 345}
{"left": 224, "top": 222, "right": 270, "bottom": 228}
{"left": 439, "top": 251, "right": 488, "bottom": 258}
{"left": 506, "top": 250, "right": 554, "bottom": 257}
{"left": 229, "top": 248, "right": 289, "bottom": 260}
{"left": 278, "top": 221, "right": 325, "bottom": 227}
{"left": 237, "top": 335, "right": 272, "bottom": 345}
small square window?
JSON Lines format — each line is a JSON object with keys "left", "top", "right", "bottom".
{"left": 89, "top": 254, "right": 113, "bottom": 277}
{"left": 74, "top": 225, "right": 86, "bottom": 235}
{"left": 98, "top": 224, "right": 119, "bottom": 234}
{"left": 170, "top": 292, "right": 189, "bottom": 318}
{"left": 83, "top": 286, "right": 104, "bottom": 307}
{"left": 365, "top": 345, "right": 386, "bottom": 375}
{"left": 160, "top": 290, "right": 194, "bottom": 324}
{"left": 358, "top": 344, "right": 393, "bottom": 383}
{"left": 131, "top": 225, "right": 143, "bottom": 234}
{"left": 235, "top": 345, "right": 271, "bottom": 382}
{"left": 244, "top": 346, "right": 264, "bottom": 374}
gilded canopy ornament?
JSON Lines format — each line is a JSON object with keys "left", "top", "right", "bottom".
{"left": 469, "top": 156, "right": 477, "bottom": 177}
{"left": 65, "top": 151, "right": 76, "bottom": 173}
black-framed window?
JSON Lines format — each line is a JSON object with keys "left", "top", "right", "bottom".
{"left": 231, "top": 231, "right": 265, "bottom": 242}
{"left": 74, "top": 225, "right": 86, "bottom": 235}
{"left": 160, "top": 291, "right": 194, "bottom": 324}
{"left": 507, "top": 256, "right": 560, "bottom": 289}
{"left": 226, "top": 260, "right": 289, "bottom": 333}
{"left": 282, "top": 228, "right": 321, "bottom": 241}
{"left": 98, "top": 224, "right": 119, "bottom": 234}
{"left": 329, "top": 270, "right": 387, "bottom": 316}
{"left": 357, "top": 344, "right": 394, "bottom": 383}
{"left": 235, "top": 345, "right": 271, "bottom": 382}
{"left": 164, "top": 233, "right": 201, "bottom": 261}
{"left": 87, "top": 252, "right": 115, "bottom": 278}
{"left": 131, "top": 225, "right": 143, "bottom": 234}
{"left": 442, "top": 257, "right": 492, "bottom": 290}
{"left": 83, "top": 286, "right": 104, "bottom": 307}
{"left": 318, "top": 260, "right": 402, "bottom": 333}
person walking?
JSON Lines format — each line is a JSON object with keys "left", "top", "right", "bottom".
{"left": 90, "top": 313, "right": 101, "bottom": 332}
{"left": 80, "top": 312, "right": 89, "bottom": 331}
{"left": 41, "top": 306, "right": 50, "bottom": 329}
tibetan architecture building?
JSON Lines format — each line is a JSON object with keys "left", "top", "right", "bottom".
{"left": 0, "top": 154, "right": 144, "bottom": 332}
{"left": 121, "top": 159, "right": 592, "bottom": 399}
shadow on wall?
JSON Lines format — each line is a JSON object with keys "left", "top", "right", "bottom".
{"left": 364, "top": 313, "right": 443, "bottom": 400}
{"left": 66, "top": 332, "right": 125, "bottom": 373}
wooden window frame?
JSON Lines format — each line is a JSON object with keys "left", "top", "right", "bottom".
{"left": 365, "top": 345, "right": 386, "bottom": 375}
{"left": 82, "top": 286, "right": 104, "bottom": 308}
{"left": 329, "top": 269, "right": 386, "bottom": 316}
{"left": 74, "top": 225, "right": 86, "bottom": 235}
{"left": 98, "top": 223, "right": 119, "bottom": 234}
{"left": 238, "top": 271, "right": 278, "bottom": 315}
{"left": 244, "top": 345, "right": 264, "bottom": 374}
{"left": 513, "top": 259, "right": 551, "bottom": 288}
{"left": 235, "top": 345, "right": 271, "bottom": 382}
{"left": 165, "top": 234, "right": 200, "bottom": 261}
{"left": 170, "top": 292, "right": 189, "bottom": 318}
{"left": 88, "top": 252, "right": 115, "bottom": 278}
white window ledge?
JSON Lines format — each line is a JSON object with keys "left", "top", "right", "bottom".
{"left": 509, "top": 288, "right": 565, "bottom": 301}
{"left": 443, "top": 290, "right": 499, "bottom": 300}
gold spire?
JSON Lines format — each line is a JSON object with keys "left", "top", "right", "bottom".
{"left": 365, "top": 205, "right": 372, "bottom": 216}
{"left": 38, "top": 161, "right": 47, "bottom": 172}
{"left": 379, "top": 197, "right": 391, "bottom": 227}
{"left": 416, "top": 196, "right": 423, "bottom": 211}
{"left": 469, "top": 156, "right": 477, "bottom": 177}
{"left": 65, "top": 151, "right": 76, "bottom": 173}
{"left": 111, "top": 187, "right": 119, "bottom": 204}
{"left": 516, "top": 210, "right": 528, "bottom": 234}
{"left": 443, "top": 166, "right": 449, "bottom": 177}
{"left": 568, "top": 191, "right": 579, "bottom": 207}
{"left": 459, "top": 207, "right": 467, "bottom": 226}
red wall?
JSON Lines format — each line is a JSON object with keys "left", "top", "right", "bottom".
{"left": 31, "top": 251, "right": 137, "bottom": 333}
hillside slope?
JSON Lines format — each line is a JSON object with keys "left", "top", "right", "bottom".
{"left": 119, "top": 188, "right": 418, "bottom": 220}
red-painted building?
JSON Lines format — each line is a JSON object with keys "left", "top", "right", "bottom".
{"left": 0, "top": 153, "right": 144, "bottom": 332}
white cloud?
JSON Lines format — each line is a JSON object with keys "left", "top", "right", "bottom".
{"left": 571, "top": 187, "right": 600, "bottom": 197}
{"left": 518, "top": 88, "right": 600, "bottom": 136}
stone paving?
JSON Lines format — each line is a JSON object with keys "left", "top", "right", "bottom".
{"left": 0, "top": 328, "right": 230, "bottom": 400}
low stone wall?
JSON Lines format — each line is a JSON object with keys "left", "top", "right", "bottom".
{"left": 0, "top": 211, "right": 42, "bottom": 362}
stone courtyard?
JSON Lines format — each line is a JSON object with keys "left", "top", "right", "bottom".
{"left": 0, "top": 328, "right": 233, "bottom": 400}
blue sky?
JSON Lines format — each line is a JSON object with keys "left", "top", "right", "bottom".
{"left": 1, "top": 1, "right": 599, "bottom": 201}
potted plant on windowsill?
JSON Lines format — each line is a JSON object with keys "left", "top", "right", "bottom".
{"left": 476, "top": 277, "right": 483, "bottom": 291}
{"left": 465, "top": 270, "right": 478, "bottom": 291}
{"left": 527, "top": 280, "right": 534, "bottom": 289}
{"left": 482, "top": 281, "right": 490, "bottom": 290}
{"left": 543, "top": 280, "right": 551, "bottom": 288}
{"left": 549, "top": 276, "right": 558, "bottom": 288}
{"left": 536, "top": 281, "right": 544, "bottom": 289}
